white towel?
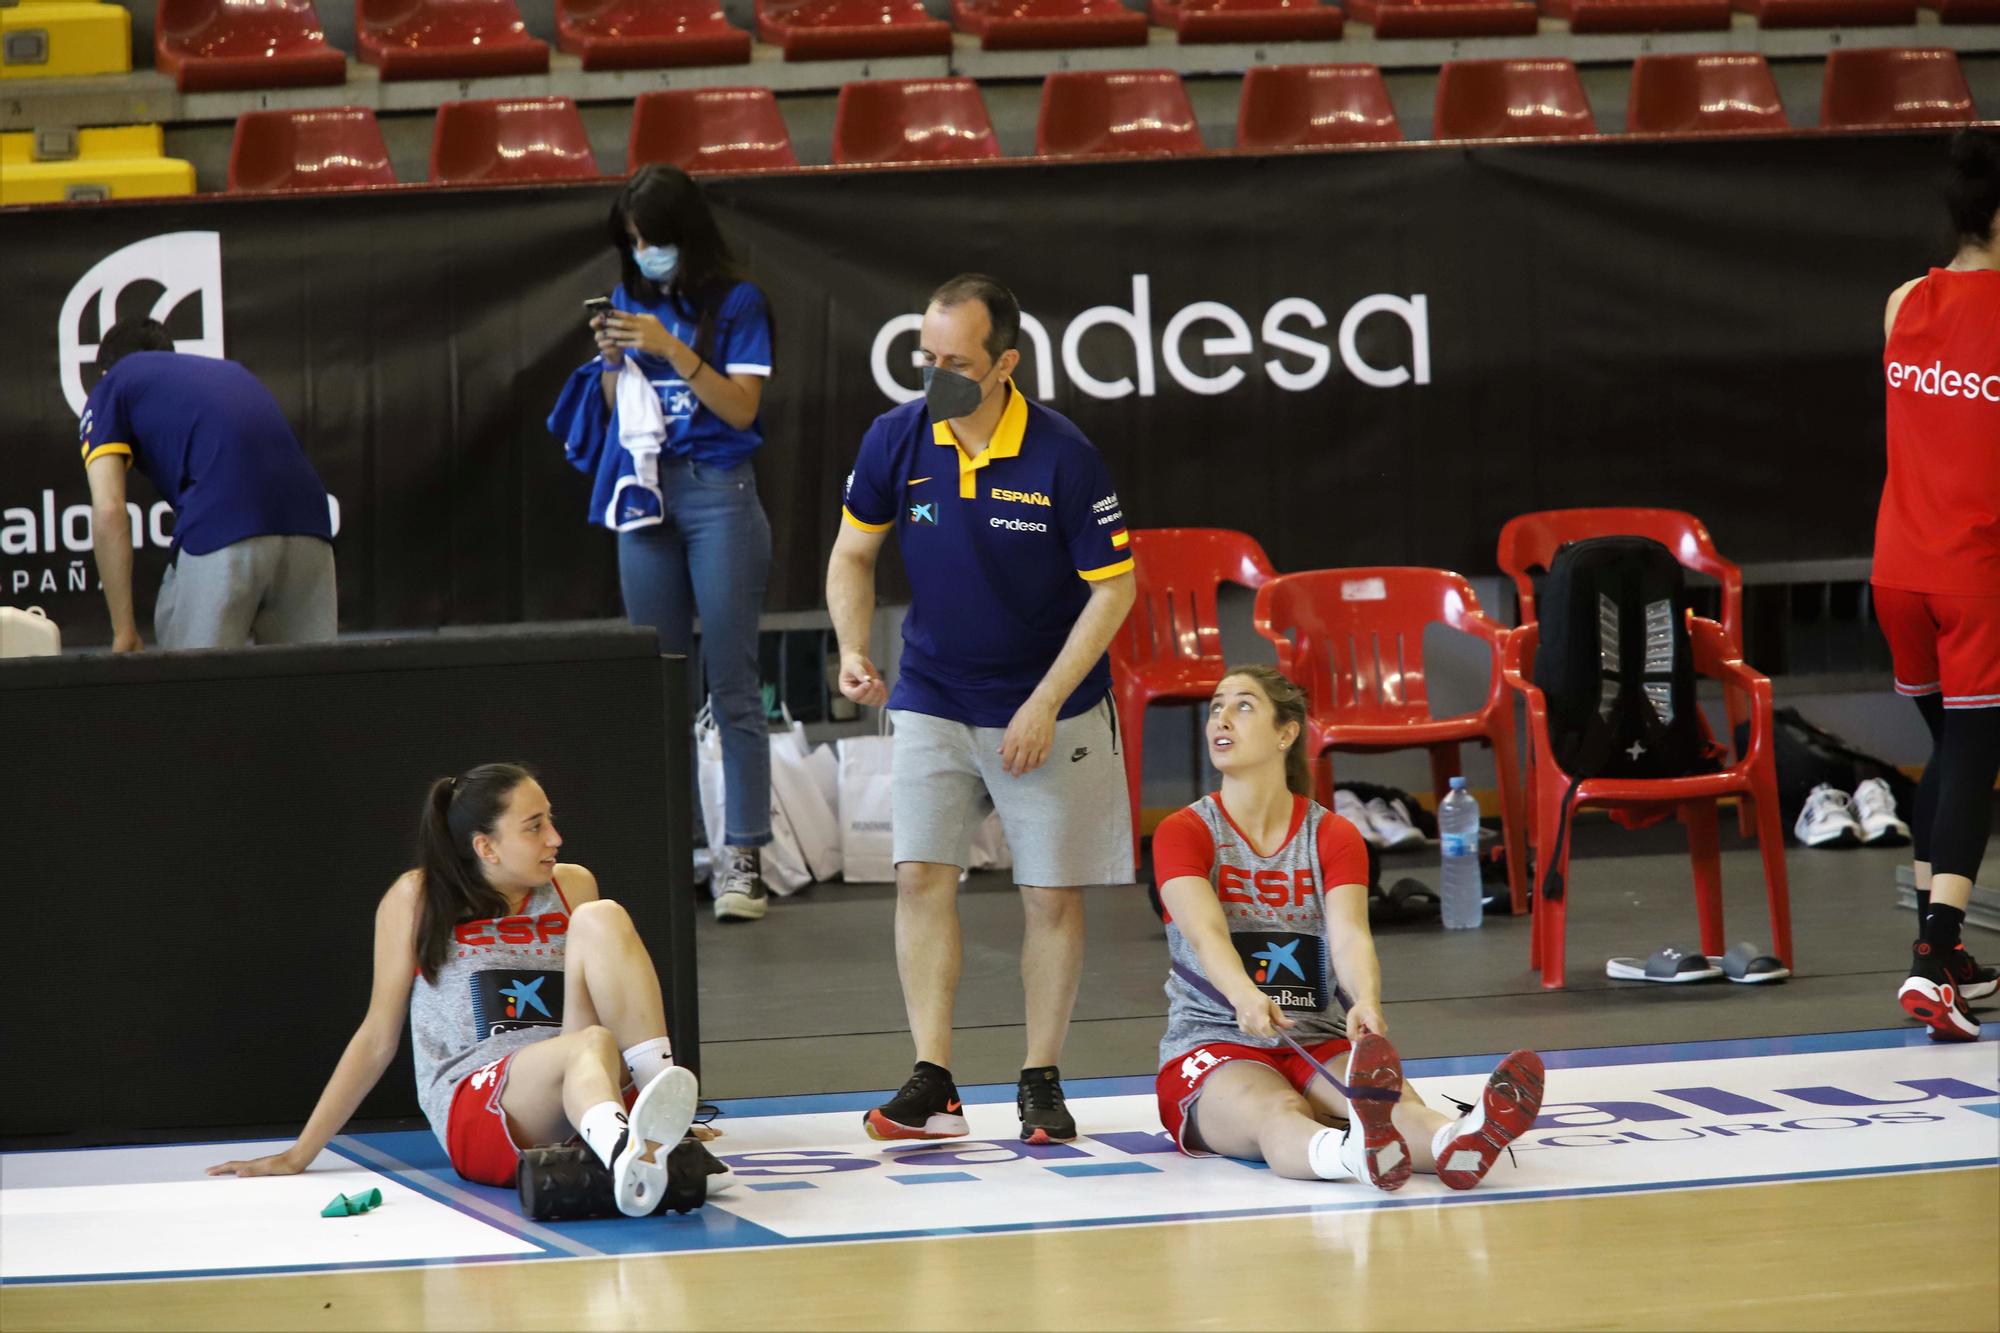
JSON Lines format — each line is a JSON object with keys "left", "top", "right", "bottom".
{"left": 607, "top": 357, "right": 667, "bottom": 531}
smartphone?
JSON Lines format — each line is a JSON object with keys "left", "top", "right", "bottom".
{"left": 582, "top": 296, "right": 614, "bottom": 323}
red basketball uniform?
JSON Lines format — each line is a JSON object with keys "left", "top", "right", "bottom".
{"left": 1873, "top": 269, "right": 2000, "bottom": 708}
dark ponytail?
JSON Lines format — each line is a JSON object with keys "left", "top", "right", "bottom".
{"left": 1945, "top": 128, "right": 2000, "bottom": 246}
{"left": 1221, "top": 663, "right": 1314, "bottom": 799}
{"left": 414, "top": 763, "right": 534, "bottom": 983}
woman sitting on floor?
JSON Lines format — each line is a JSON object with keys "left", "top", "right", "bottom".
{"left": 1152, "top": 665, "right": 1544, "bottom": 1189}
{"left": 210, "top": 763, "right": 712, "bottom": 1216}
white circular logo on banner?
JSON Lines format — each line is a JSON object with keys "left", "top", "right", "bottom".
{"left": 58, "top": 231, "right": 226, "bottom": 417}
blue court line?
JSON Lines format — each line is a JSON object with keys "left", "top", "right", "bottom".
{"left": 748, "top": 1180, "right": 816, "bottom": 1192}
{"left": 1969, "top": 1103, "right": 2000, "bottom": 1119}
{"left": 710, "top": 1027, "right": 1997, "bottom": 1120}
{"left": 889, "top": 1171, "right": 978, "bottom": 1185}
{"left": 6, "top": 1252, "right": 557, "bottom": 1289}
{"left": 1045, "top": 1162, "right": 1161, "bottom": 1178}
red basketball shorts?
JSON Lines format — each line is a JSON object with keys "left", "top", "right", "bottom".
{"left": 1874, "top": 586, "right": 2000, "bottom": 710}
{"left": 1156, "top": 1037, "right": 1353, "bottom": 1155}
{"left": 446, "top": 1053, "right": 524, "bottom": 1186}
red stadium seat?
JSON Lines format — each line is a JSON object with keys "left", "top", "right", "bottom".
{"left": 1036, "top": 69, "right": 1206, "bottom": 158}
{"left": 755, "top": 0, "right": 951, "bottom": 60}
{"left": 430, "top": 97, "right": 599, "bottom": 184}
{"left": 1732, "top": 0, "right": 1913, "bottom": 26}
{"left": 1433, "top": 58, "right": 1596, "bottom": 139}
{"left": 228, "top": 107, "right": 396, "bottom": 191}
{"left": 1149, "top": 0, "right": 1343, "bottom": 43}
{"left": 1820, "top": 47, "right": 1974, "bottom": 128}
{"left": 1344, "top": 0, "right": 1537, "bottom": 37}
{"left": 557, "top": 0, "right": 751, "bottom": 69}
{"left": 1922, "top": 0, "right": 2000, "bottom": 20}
{"left": 1540, "top": 0, "right": 1729, "bottom": 32}
{"left": 1236, "top": 64, "right": 1401, "bottom": 150}
{"left": 629, "top": 88, "right": 798, "bottom": 172}
{"left": 154, "top": 0, "right": 346, "bottom": 92}
{"left": 1627, "top": 53, "right": 1788, "bottom": 134}
{"left": 1253, "top": 568, "right": 1530, "bottom": 917}
{"left": 1109, "top": 528, "right": 1277, "bottom": 865}
{"left": 833, "top": 78, "right": 1001, "bottom": 164}
{"left": 356, "top": 0, "right": 549, "bottom": 80}
{"left": 953, "top": 0, "right": 1147, "bottom": 49}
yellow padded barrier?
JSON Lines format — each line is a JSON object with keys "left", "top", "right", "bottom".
{"left": 0, "top": 125, "right": 193, "bottom": 204}
{"left": 0, "top": 2, "right": 132, "bottom": 79}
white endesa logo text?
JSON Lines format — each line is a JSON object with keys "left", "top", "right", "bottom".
{"left": 1886, "top": 360, "right": 2000, "bottom": 403}
{"left": 871, "top": 275, "right": 1430, "bottom": 405}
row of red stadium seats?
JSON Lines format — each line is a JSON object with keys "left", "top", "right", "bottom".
{"left": 224, "top": 51, "right": 1981, "bottom": 190}
{"left": 146, "top": 0, "right": 2000, "bottom": 90}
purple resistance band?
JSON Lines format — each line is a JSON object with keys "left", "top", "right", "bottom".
{"left": 1170, "top": 961, "right": 1397, "bottom": 1105}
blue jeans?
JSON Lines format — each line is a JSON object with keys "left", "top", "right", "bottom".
{"left": 617, "top": 457, "right": 772, "bottom": 848}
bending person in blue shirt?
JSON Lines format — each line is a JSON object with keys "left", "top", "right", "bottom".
{"left": 547, "top": 165, "right": 777, "bottom": 924}
{"left": 78, "top": 318, "right": 336, "bottom": 652}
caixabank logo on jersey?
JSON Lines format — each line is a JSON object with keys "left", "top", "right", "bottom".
{"left": 699, "top": 1044, "right": 1998, "bottom": 1242}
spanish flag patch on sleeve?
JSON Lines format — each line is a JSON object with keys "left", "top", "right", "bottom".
{"left": 1110, "top": 529, "right": 1129, "bottom": 549}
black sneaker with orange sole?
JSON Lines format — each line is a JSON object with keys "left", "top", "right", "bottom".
{"left": 1018, "top": 1066, "right": 1077, "bottom": 1145}
{"left": 1899, "top": 941, "right": 1982, "bottom": 1042}
{"left": 863, "top": 1062, "right": 970, "bottom": 1141}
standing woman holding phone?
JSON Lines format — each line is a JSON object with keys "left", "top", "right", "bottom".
{"left": 549, "top": 165, "right": 777, "bottom": 924}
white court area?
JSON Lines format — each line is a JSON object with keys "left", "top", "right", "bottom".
{"left": 3, "top": 1030, "right": 1996, "bottom": 1285}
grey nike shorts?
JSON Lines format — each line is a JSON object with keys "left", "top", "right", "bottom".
{"left": 889, "top": 698, "right": 1134, "bottom": 887}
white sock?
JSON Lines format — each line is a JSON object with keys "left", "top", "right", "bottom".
{"left": 1307, "top": 1127, "right": 1355, "bottom": 1181}
{"left": 1431, "top": 1120, "right": 1459, "bottom": 1163}
{"left": 622, "top": 1037, "right": 675, "bottom": 1093}
{"left": 579, "top": 1101, "right": 630, "bottom": 1169}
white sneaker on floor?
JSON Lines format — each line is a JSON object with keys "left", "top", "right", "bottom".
{"left": 1365, "top": 797, "right": 1427, "bottom": 850}
{"left": 1852, "top": 777, "right": 1911, "bottom": 846}
{"left": 1334, "top": 790, "right": 1383, "bottom": 846}
{"left": 713, "top": 846, "right": 770, "bottom": 922}
{"left": 1793, "top": 784, "right": 1863, "bottom": 848}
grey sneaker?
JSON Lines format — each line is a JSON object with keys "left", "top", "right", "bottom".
{"left": 714, "top": 846, "right": 769, "bottom": 922}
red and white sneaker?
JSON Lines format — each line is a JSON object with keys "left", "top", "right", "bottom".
{"left": 1337, "top": 1033, "right": 1412, "bottom": 1192}
{"left": 1900, "top": 942, "right": 1982, "bottom": 1042}
{"left": 1433, "top": 1050, "right": 1546, "bottom": 1191}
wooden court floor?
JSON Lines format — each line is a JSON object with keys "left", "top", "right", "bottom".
{"left": 7, "top": 1167, "right": 1994, "bottom": 1331}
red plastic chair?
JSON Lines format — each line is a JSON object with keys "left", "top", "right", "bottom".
{"left": 1253, "top": 568, "right": 1530, "bottom": 916}
{"left": 557, "top": 0, "right": 751, "bottom": 69}
{"left": 1150, "top": 0, "right": 1344, "bottom": 43}
{"left": 1037, "top": 70, "right": 1206, "bottom": 159}
{"left": 357, "top": 0, "right": 549, "bottom": 79}
{"left": 229, "top": 107, "right": 396, "bottom": 191}
{"left": 833, "top": 78, "right": 1002, "bottom": 165}
{"left": 431, "top": 97, "right": 600, "bottom": 184}
{"left": 1820, "top": 48, "right": 1974, "bottom": 129}
{"left": 1627, "top": 54, "right": 1788, "bottom": 134}
{"left": 954, "top": 0, "right": 1147, "bottom": 49}
{"left": 1237, "top": 65, "right": 1402, "bottom": 151}
{"left": 1923, "top": 0, "right": 2000, "bottom": 20}
{"left": 1344, "top": 0, "right": 1537, "bottom": 37}
{"left": 1434, "top": 59, "right": 1596, "bottom": 140}
{"left": 1109, "top": 529, "right": 1277, "bottom": 864}
{"left": 755, "top": 0, "right": 952, "bottom": 60}
{"left": 630, "top": 89, "right": 798, "bottom": 172}
{"left": 1505, "top": 618, "right": 1792, "bottom": 988}
{"left": 1733, "top": 0, "right": 1912, "bottom": 23}
{"left": 1542, "top": 0, "right": 1729, "bottom": 31}
{"left": 154, "top": 0, "right": 346, "bottom": 91}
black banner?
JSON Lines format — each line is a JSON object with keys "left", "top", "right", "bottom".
{"left": 0, "top": 133, "right": 1959, "bottom": 643}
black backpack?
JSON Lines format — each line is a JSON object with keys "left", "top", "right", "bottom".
{"left": 1530, "top": 536, "right": 1720, "bottom": 902}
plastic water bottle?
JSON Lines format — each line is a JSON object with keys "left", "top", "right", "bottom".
{"left": 1439, "top": 776, "right": 1483, "bottom": 930}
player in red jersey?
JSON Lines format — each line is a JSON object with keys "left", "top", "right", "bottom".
{"left": 1152, "top": 664, "right": 1543, "bottom": 1191}
{"left": 1874, "top": 129, "right": 2000, "bottom": 1042}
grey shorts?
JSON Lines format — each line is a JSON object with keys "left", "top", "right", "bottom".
{"left": 890, "top": 699, "right": 1134, "bottom": 887}
{"left": 155, "top": 534, "right": 337, "bottom": 650}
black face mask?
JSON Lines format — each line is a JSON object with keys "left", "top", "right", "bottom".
{"left": 922, "top": 365, "right": 986, "bottom": 421}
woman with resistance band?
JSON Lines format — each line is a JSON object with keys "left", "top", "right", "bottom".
{"left": 1152, "top": 665, "right": 1544, "bottom": 1188}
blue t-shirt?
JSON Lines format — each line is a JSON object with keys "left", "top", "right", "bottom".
{"left": 606, "top": 280, "right": 773, "bottom": 470}
{"left": 842, "top": 385, "right": 1134, "bottom": 728}
{"left": 78, "top": 353, "right": 332, "bottom": 557}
